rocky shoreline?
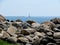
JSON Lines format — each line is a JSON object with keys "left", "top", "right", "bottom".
{"left": 0, "top": 15, "right": 60, "bottom": 45}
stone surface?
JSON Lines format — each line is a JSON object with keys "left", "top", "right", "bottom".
{"left": 7, "top": 26, "right": 17, "bottom": 35}
{"left": 0, "top": 15, "right": 6, "bottom": 22}
{"left": 53, "top": 32, "right": 60, "bottom": 39}
{"left": 21, "top": 28, "right": 36, "bottom": 35}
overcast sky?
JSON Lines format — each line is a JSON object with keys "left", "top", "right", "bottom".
{"left": 0, "top": 0, "right": 60, "bottom": 16}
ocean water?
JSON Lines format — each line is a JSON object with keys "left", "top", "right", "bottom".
{"left": 5, "top": 16, "right": 60, "bottom": 23}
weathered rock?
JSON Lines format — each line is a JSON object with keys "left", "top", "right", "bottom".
{"left": 2, "top": 31, "right": 10, "bottom": 39}
{"left": 21, "top": 28, "right": 36, "bottom": 35}
{"left": 53, "top": 32, "right": 60, "bottom": 39}
{"left": 0, "top": 29, "right": 4, "bottom": 38}
{"left": 7, "top": 37, "right": 17, "bottom": 43}
{"left": 0, "top": 15, "right": 6, "bottom": 22}
{"left": 7, "top": 26, "right": 17, "bottom": 36}
{"left": 50, "top": 18, "right": 60, "bottom": 24}
{"left": 26, "top": 20, "right": 36, "bottom": 25}
{"left": 17, "top": 37, "right": 29, "bottom": 44}
{"left": 34, "top": 32, "right": 45, "bottom": 38}
{"left": 42, "top": 21, "right": 56, "bottom": 30}
{"left": 31, "top": 23, "right": 40, "bottom": 31}
{"left": 46, "top": 32, "right": 53, "bottom": 36}
{"left": 40, "top": 24, "right": 53, "bottom": 32}
{"left": 32, "top": 23, "right": 40, "bottom": 28}
{"left": 21, "top": 22, "right": 31, "bottom": 29}
{"left": 25, "top": 36, "right": 33, "bottom": 42}
{"left": 32, "top": 36, "right": 40, "bottom": 45}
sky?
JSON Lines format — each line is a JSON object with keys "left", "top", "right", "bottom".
{"left": 0, "top": 0, "right": 60, "bottom": 16}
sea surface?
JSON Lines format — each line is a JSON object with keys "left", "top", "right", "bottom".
{"left": 5, "top": 16, "right": 60, "bottom": 23}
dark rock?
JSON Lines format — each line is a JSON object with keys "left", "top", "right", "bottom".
{"left": 26, "top": 20, "right": 36, "bottom": 25}
{"left": 47, "top": 43, "right": 56, "bottom": 45}
{"left": 15, "top": 19, "right": 23, "bottom": 22}
{"left": 50, "top": 18, "right": 60, "bottom": 24}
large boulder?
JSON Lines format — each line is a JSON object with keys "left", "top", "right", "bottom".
{"left": 0, "top": 15, "right": 6, "bottom": 22}
{"left": 21, "top": 28, "right": 36, "bottom": 35}
{"left": 7, "top": 26, "right": 17, "bottom": 36}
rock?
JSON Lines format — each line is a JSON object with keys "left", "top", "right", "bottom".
{"left": 53, "top": 28, "right": 60, "bottom": 32}
{"left": 46, "top": 32, "right": 53, "bottom": 36}
{"left": 32, "top": 36, "right": 40, "bottom": 45}
{"left": 7, "top": 26, "right": 17, "bottom": 36}
{"left": 15, "top": 19, "right": 23, "bottom": 22}
{"left": 17, "top": 34, "right": 24, "bottom": 38}
{"left": 12, "top": 22, "right": 22, "bottom": 28}
{"left": 0, "top": 29, "right": 4, "bottom": 38}
{"left": 21, "top": 28, "right": 36, "bottom": 35}
{"left": 17, "top": 37, "right": 29, "bottom": 44}
{"left": 40, "top": 24, "right": 53, "bottom": 32}
{"left": 7, "top": 37, "right": 17, "bottom": 43}
{"left": 50, "top": 18, "right": 60, "bottom": 24}
{"left": 47, "top": 43, "right": 56, "bottom": 45}
{"left": 0, "top": 15, "right": 6, "bottom": 22}
{"left": 34, "top": 32, "right": 45, "bottom": 38}
{"left": 42, "top": 21, "right": 56, "bottom": 30}
{"left": 21, "top": 22, "right": 31, "bottom": 29}
{"left": 26, "top": 20, "right": 36, "bottom": 25}
{"left": 31, "top": 23, "right": 40, "bottom": 31}
{"left": 2, "top": 31, "right": 10, "bottom": 39}
{"left": 25, "top": 36, "right": 33, "bottom": 42}
{"left": 40, "top": 36, "right": 56, "bottom": 45}
{"left": 32, "top": 23, "right": 40, "bottom": 28}
{"left": 53, "top": 32, "right": 60, "bottom": 39}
